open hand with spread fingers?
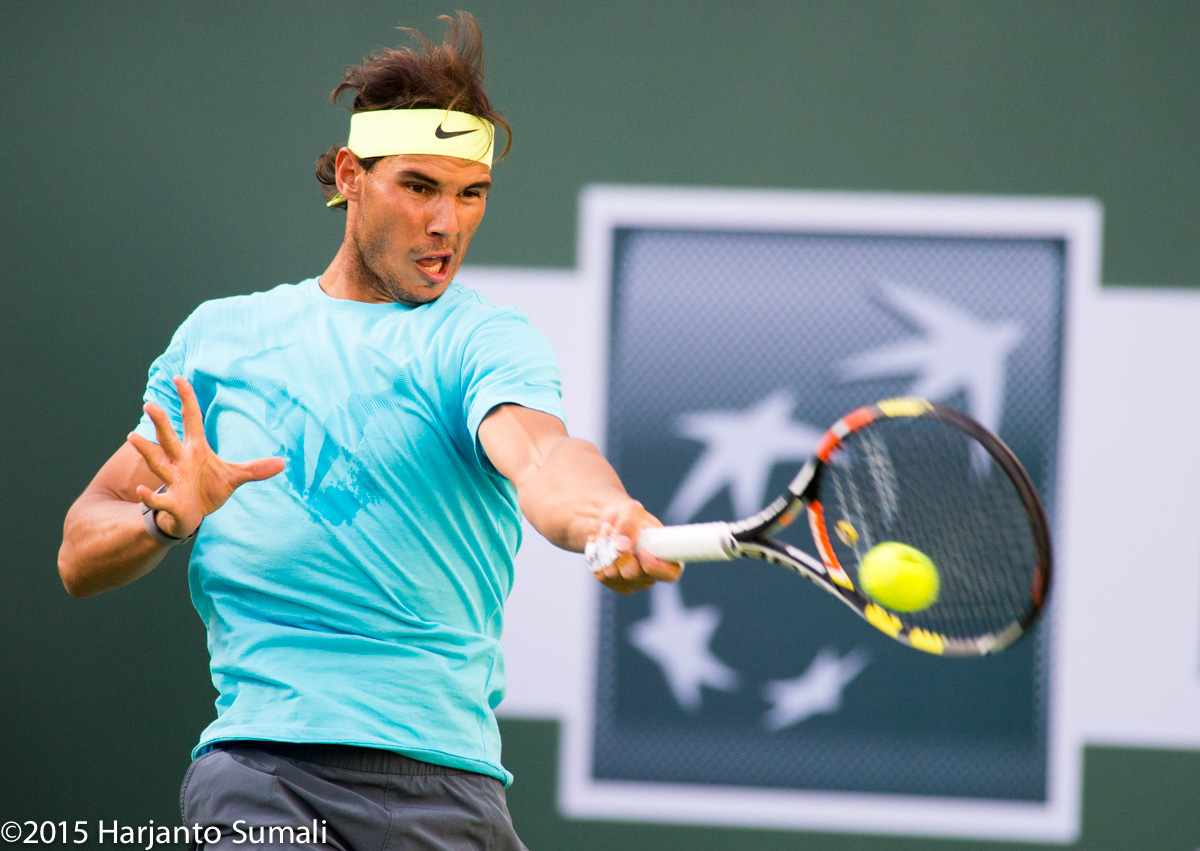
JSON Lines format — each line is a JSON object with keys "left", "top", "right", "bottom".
{"left": 126, "top": 375, "right": 286, "bottom": 540}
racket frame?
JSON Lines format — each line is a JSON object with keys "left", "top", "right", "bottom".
{"left": 592, "top": 398, "right": 1051, "bottom": 657}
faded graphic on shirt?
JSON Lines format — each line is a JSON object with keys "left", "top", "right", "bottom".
{"left": 192, "top": 342, "right": 435, "bottom": 526}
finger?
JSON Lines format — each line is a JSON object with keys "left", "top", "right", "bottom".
{"left": 591, "top": 520, "right": 613, "bottom": 546}
{"left": 135, "top": 483, "right": 170, "bottom": 511}
{"left": 610, "top": 506, "right": 652, "bottom": 554}
{"left": 229, "top": 455, "right": 286, "bottom": 485}
{"left": 126, "top": 431, "right": 172, "bottom": 480}
{"left": 174, "top": 376, "right": 207, "bottom": 446}
{"left": 599, "top": 573, "right": 654, "bottom": 595}
{"left": 637, "top": 552, "right": 683, "bottom": 582}
{"left": 594, "top": 558, "right": 623, "bottom": 583}
{"left": 143, "top": 403, "right": 184, "bottom": 459}
{"left": 135, "top": 485, "right": 196, "bottom": 538}
{"left": 609, "top": 501, "right": 645, "bottom": 535}
{"left": 599, "top": 556, "right": 653, "bottom": 590}
{"left": 616, "top": 552, "right": 645, "bottom": 582}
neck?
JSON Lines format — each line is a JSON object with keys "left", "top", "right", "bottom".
{"left": 320, "top": 243, "right": 395, "bottom": 304}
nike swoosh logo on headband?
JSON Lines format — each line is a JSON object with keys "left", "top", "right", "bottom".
{"left": 434, "top": 123, "right": 478, "bottom": 139}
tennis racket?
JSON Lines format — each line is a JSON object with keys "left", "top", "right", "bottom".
{"left": 585, "top": 398, "right": 1051, "bottom": 656}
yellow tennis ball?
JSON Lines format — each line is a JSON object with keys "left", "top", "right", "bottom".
{"left": 857, "top": 542, "right": 940, "bottom": 612}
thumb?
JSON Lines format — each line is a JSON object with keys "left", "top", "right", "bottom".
{"left": 231, "top": 455, "right": 286, "bottom": 485}
{"left": 610, "top": 509, "right": 647, "bottom": 552}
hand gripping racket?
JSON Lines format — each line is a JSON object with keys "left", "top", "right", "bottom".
{"left": 585, "top": 398, "right": 1051, "bottom": 656}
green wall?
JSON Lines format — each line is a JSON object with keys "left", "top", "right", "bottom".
{"left": 2, "top": 2, "right": 1197, "bottom": 847}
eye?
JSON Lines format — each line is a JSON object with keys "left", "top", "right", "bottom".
{"left": 407, "top": 183, "right": 432, "bottom": 195}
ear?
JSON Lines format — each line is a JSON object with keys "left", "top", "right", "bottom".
{"left": 334, "top": 148, "right": 365, "bottom": 204}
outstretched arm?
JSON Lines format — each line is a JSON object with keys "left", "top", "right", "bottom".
{"left": 477, "top": 403, "right": 680, "bottom": 594}
{"left": 58, "top": 376, "right": 284, "bottom": 597}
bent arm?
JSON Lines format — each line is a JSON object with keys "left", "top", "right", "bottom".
{"left": 58, "top": 442, "right": 172, "bottom": 597}
{"left": 59, "top": 376, "right": 285, "bottom": 598}
{"left": 478, "top": 403, "right": 680, "bottom": 592}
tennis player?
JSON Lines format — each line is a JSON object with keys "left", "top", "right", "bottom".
{"left": 57, "top": 13, "right": 676, "bottom": 849}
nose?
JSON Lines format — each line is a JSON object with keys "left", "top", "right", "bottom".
{"left": 426, "top": 195, "right": 459, "bottom": 238}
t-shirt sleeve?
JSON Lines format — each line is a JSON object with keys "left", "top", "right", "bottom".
{"left": 461, "top": 306, "right": 566, "bottom": 469}
{"left": 132, "top": 314, "right": 193, "bottom": 444}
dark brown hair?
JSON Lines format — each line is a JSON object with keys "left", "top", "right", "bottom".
{"left": 316, "top": 11, "right": 510, "bottom": 208}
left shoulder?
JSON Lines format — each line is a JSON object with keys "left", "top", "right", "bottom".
{"left": 438, "top": 284, "right": 536, "bottom": 337}
{"left": 444, "top": 283, "right": 527, "bottom": 321}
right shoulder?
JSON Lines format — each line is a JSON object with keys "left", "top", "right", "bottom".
{"left": 146, "top": 281, "right": 314, "bottom": 369}
{"left": 183, "top": 280, "right": 312, "bottom": 327}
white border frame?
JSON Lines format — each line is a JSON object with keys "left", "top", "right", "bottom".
{"left": 558, "top": 185, "right": 1101, "bottom": 843}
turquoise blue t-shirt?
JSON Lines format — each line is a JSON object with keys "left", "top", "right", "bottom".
{"left": 134, "top": 278, "right": 565, "bottom": 785}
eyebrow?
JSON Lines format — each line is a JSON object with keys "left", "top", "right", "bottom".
{"left": 396, "top": 169, "right": 492, "bottom": 192}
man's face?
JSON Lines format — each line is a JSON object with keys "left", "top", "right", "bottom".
{"left": 348, "top": 153, "right": 491, "bottom": 305}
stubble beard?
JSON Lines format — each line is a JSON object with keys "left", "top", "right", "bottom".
{"left": 349, "top": 225, "right": 443, "bottom": 307}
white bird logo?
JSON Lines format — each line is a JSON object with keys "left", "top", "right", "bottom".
{"left": 628, "top": 582, "right": 741, "bottom": 712}
{"left": 664, "top": 389, "right": 822, "bottom": 524}
{"left": 837, "top": 280, "right": 1023, "bottom": 439}
{"left": 762, "top": 647, "right": 871, "bottom": 731}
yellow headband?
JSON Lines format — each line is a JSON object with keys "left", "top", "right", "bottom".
{"left": 326, "top": 109, "right": 495, "bottom": 207}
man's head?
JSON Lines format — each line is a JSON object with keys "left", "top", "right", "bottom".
{"left": 316, "top": 13, "right": 509, "bottom": 305}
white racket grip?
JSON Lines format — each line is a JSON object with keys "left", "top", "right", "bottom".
{"left": 584, "top": 522, "right": 737, "bottom": 571}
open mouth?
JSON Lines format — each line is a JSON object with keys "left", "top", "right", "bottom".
{"left": 414, "top": 253, "right": 453, "bottom": 283}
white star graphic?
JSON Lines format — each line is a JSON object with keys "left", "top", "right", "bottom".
{"left": 664, "top": 389, "right": 822, "bottom": 524}
{"left": 837, "top": 280, "right": 1023, "bottom": 438}
{"left": 629, "top": 583, "right": 740, "bottom": 712}
{"left": 761, "top": 647, "right": 870, "bottom": 731}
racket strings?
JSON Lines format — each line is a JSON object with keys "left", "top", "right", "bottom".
{"left": 822, "top": 416, "right": 1042, "bottom": 641}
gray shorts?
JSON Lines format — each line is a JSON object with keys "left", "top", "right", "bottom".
{"left": 179, "top": 742, "right": 527, "bottom": 850}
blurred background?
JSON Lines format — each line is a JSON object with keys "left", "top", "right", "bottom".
{"left": 2, "top": 2, "right": 1198, "bottom": 848}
